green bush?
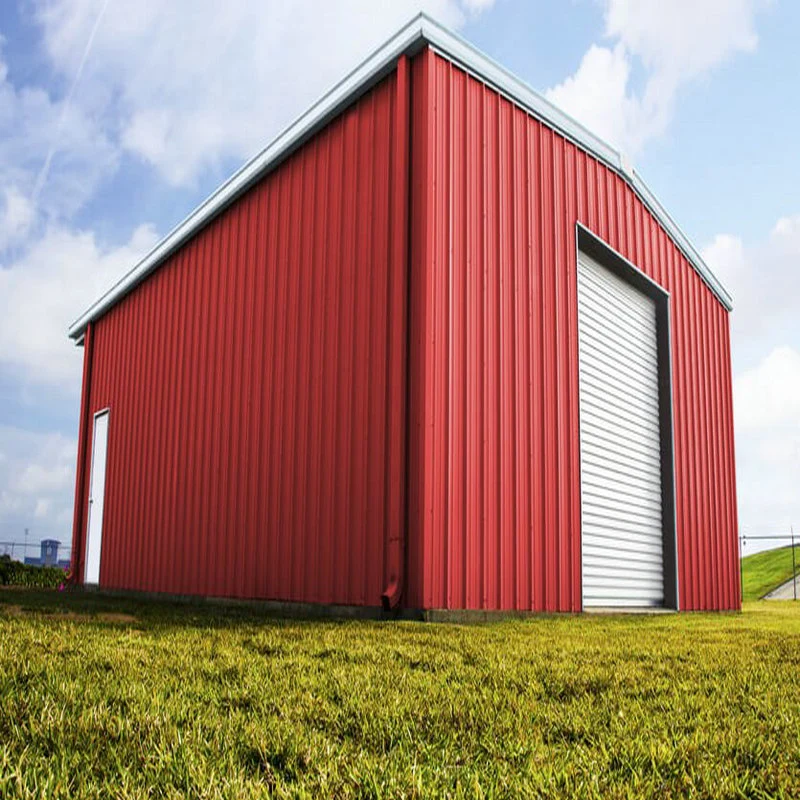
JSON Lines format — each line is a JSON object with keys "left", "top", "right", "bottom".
{"left": 0, "top": 555, "right": 67, "bottom": 588}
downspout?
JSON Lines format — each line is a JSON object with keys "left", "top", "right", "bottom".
{"left": 69, "top": 322, "right": 94, "bottom": 585}
{"left": 382, "top": 53, "right": 411, "bottom": 610}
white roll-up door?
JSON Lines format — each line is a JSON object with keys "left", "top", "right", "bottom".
{"left": 577, "top": 252, "right": 664, "bottom": 608}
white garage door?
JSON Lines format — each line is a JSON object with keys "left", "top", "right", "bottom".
{"left": 577, "top": 252, "right": 664, "bottom": 608}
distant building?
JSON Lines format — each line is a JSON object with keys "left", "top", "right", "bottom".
{"left": 25, "top": 539, "right": 61, "bottom": 567}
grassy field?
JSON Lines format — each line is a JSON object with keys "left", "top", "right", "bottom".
{"left": 742, "top": 545, "right": 800, "bottom": 601}
{"left": 1, "top": 590, "right": 798, "bottom": 799}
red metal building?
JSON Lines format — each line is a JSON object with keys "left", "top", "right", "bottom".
{"left": 69, "top": 15, "right": 739, "bottom": 613}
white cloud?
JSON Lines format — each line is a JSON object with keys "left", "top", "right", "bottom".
{"left": 702, "top": 213, "right": 800, "bottom": 540}
{"left": 0, "top": 426, "right": 77, "bottom": 548}
{"left": 0, "top": 39, "right": 117, "bottom": 228}
{"left": 702, "top": 213, "right": 800, "bottom": 341}
{"left": 733, "top": 347, "right": 800, "bottom": 536}
{"left": 546, "top": 0, "right": 763, "bottom": 156}
{"left": 735, "top": 347, "right": 800, "bottom": 431}
{"left": 32, "top": 0, "right": 493, "bottom": 187}
{"left": 0, "top": 186, "right": 34, "bottom": 250}
{"left": 0, "top": 223, "right": 159, "bottom": 387}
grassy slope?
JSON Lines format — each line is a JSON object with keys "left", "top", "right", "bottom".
{"left": 1, "top": 590, "right": 799, "bottom": 799}
{"left": 742, "top": 544, "right": 800, "bottom": 601}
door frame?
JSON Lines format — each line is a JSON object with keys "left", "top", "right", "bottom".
{"left": 575, "top": 223, "right": 679, "bottom": 610}
{"left": 84, "top": 407, "right": 110, "bottom": 585}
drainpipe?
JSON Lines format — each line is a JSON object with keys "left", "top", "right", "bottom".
{"left": 69, "top": 322, "right": 94, "bottom": 585}
{"left": 382, "top": 54, "right": 411, "bottom": 611}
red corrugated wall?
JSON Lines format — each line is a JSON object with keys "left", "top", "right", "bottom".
{"left": 407, "top": 49, "right": 739, "bottom": 612}
{"left": 71, "top": 65, "right": 410, "bottom": 605}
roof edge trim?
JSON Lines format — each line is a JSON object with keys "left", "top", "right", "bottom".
{"left": 68, "top": 12, "right": 731, "bottom": 339}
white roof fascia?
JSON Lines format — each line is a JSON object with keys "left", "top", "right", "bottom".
{"left": 69, "top": 12, "right": 731, "bottom": 340}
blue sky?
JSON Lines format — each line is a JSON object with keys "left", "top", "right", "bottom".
{"left": 0, "top": 0, "right": 797, "bottom": 560}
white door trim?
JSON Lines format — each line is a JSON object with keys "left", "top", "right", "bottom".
{"left": 84, "top": 408, "right": 110, "bottom": 585}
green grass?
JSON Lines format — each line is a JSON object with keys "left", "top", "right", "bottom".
{"left": 1, "top": 590, "right": 799, "bottom": 799}
{"left": 742, "top": 545, "right": 800, "bottom": 601}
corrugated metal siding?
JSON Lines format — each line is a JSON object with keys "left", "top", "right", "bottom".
{"left": 410, "top": 49, "right": 739, "bottom": 611}
{"left": 70, "top": 68, "right": 408, "bottom": 605}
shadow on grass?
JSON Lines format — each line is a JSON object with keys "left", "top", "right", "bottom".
{"left": 0, "top": 586, "right": 370, "bottom": 632}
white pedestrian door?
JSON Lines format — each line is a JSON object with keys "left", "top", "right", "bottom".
{"left": 577, "top": 253, "right": 664, "bottom": 608}
{"left": 84, "top": 410, "right": 109, "bottom": 585}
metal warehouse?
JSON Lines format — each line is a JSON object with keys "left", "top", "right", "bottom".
{"left": 69, "top": 15, "right": 740, "bottom": 613}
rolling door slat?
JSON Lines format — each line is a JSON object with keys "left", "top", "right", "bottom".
{"left": 578, "top": 252, "right": 664, "bottom": 609}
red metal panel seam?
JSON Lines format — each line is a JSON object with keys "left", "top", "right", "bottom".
{"left": 710, "top": 302, "right": 731, "bottom": 608}
{"left": 292, "top": 141, "right": 316, "bottom": 601}
{"left": 722, "top": 312, "right": 740, "bottom": 606}
{"left": 114, "top": 310, "right": 129, "bottom": 587}
{"left": 458, "top": 68, "right": 469, "bottom": 609}
{"left": 710, "top": 304, "right": 728, "bottom": 608}
{"left": 477, "top": 79, "right": 487, "bottom": 609}
{"left": 162, "top": 253, "right": 184, "bottom": 592}
{"left": 448, "top": 65, "right": 466, "bottom": 608}
{"left": 208, "top": 216, "right": 228, "bottom": 597}
{"left": 236, "top": 191, "right": 257, "bottom": 598}
{"left": 322, "top": 120, "right": 345, "bottom": 604}
{"left": 720, "top": 307, "right": 736, "bottom": 608}
{"left": 224, "top": 195, "right": 245, "bottom": 597}
{"left": 242, "top": 187, "right": 262, "bottom": 599}
{"left": 706, "top": 294, "right": 723, "bottom": 608}
{"left": 175, "top": 244, "right": 195, "bottom": 595}
{"left": 193, "top": 230, "right": 213, "bottom": 596}
{"left": 308, "top": 133, "right": 328, "bottom": 604}
{"left": 497, "top": 98, "right": 516, "bottom": 609}
{"left": 716, "top": 306, "right": 733, "bottom": 608}
{"left": 672, "top": 245, "right": 687, "bottom": 608}
{"left": 252, "top": 182, "right": 272, "bottom": 598}
{"left": 696, "top": 282, "right": 712, "bottom": 608}
{"left": 687, "top": 272, "right": 702, "bottom": 608}
{"left": 218, "top": 206, "right": 237, "bottom": 597}
{"left": 268, "top": 166, "right": 289, "bottom": 598}
{"left": 356, "top": 98, "right": 376, "bottom": 605}
{"left": 338, "top": 111, "right": 358, "bottom": 603}
{"left": 526, "top": 120, "right": 537, "bottom": 610}
{"left": 407, "top": 49, "right": 431, "bottom": 609}
{"left": 150, "top": 258, "right": 172, "bottom": 591}
{"left": 433, "top": 59, "right": 448, "bottom": 609}
{"left": 135, "top": 283, "right": 153, "bottom": 591}
{"left": 676, "top": 244, "right": 692, "bottom": 609}
{"left": 701, "top": 285, "right": 717, "bottom": 608}
{"left": 512, "top": 106, "right": 529, "bottom": 610}
{"left": 541, "top": 126, "right": 557, "bottom": 612}
{"left": 696, "top": 273, "right": 713, "bottom": 609}
{"left": 488, "top": 87, "right": 501, "bottom": 609}
{"left": 564, "top": 142, "right": 580, "bottom": 612}
{"left": 464, "top": 73, "right": 481, "bottom": 609}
